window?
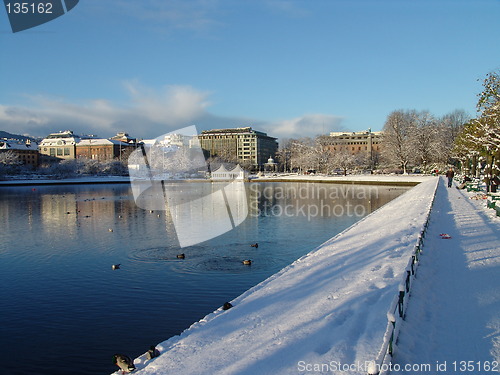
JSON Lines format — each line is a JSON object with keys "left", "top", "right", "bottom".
{"left": 64, "top": 148, "right": 70, "bottom": 156}
{"left": 57, "top": 148, "right": 63, "bottom": 156}
{"left": 50, "top": 148, "right": 56, "bottom": 157}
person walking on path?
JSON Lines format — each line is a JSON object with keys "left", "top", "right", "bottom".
{"left": 445, "top": 167, "right": 455, "bottom": 188}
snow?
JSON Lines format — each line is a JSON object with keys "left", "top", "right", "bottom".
{"left": 253, "top": 174, "right": 433, "bottom": 184}
{"left": 391, "top": 180, "right": 500, "bottom": 374}
{"left": 112, "top": 175, "right": 500, "bottom": 375}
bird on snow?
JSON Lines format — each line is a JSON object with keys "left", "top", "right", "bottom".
{"left": 146, "top": 345, "right": 160, "bottom": 360}
{"left": 112, "top": 354, "right": 136, "bottom": 373}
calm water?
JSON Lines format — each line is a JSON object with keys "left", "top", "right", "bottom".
{"left": 0, "top": 182, "right": 409, "bottom": 375}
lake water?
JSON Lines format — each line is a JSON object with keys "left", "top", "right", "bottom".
{"left": 0, "top": 182, "right": 409, "bottom": 375}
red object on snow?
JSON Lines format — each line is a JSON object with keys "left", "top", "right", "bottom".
{"left": 439, "top": 233, "right": 452, "bottom": 239}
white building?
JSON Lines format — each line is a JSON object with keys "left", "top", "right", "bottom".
{"left": 211, "top": 164, "right": 247, "bottom": 180}
{"left": 39, "top": 130, "right": 81, "bottom": 160}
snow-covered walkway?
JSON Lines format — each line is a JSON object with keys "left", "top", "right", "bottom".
{"left": 392, "top": 179, "right": 500, "bottom": 374}
{"left": 112, "top": 177, "right": 499, "bottom": 375}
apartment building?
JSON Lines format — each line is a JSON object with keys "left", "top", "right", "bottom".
{"left": 198, "top": 127, "right": 278, "bottom": 169}
{"left": 323, "top": 129, "right": 382, "bottom": 161}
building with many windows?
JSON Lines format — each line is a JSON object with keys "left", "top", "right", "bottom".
{"left": 75, "top": 139, "right": 136, "bottom": 162}
{"left": 38, "top": 130, "right": 80, "bottom": 160}
{"left": 323, "top": 129, "right": 382, "bottom": 164}
{"left": 198, "top": 127, "right": 278, "bottom": 169}
{"left": 0, "top": 139, "right": 39, "bottom": 166}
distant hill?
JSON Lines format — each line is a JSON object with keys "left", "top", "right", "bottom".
{"left": 0, "top": 130, "right": 40, "bottom": 142}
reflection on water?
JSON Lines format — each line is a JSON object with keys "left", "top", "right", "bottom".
{"left": 0, "top": 182, "right": 409, "bottom": 375}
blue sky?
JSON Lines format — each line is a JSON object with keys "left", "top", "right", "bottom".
{"left": 1, "top": 0, "right": 499, "bottom": 141}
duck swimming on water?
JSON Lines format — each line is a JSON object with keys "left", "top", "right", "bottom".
{"left": 250, "top": 243, "right": 258, "bottom": 248}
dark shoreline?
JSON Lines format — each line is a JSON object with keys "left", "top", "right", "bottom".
{"left": 0, "top": 177, "right": 420, "bottom": 187}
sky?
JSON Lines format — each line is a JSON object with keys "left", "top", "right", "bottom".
{"left": 0, "top": 0, "right": 499, "bottom": 142}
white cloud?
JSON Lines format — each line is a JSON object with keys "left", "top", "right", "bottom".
{"left": 262, "top": 114, "right": 346, "bottom": 140}
{"left": 0, "top": 83, "right": 347, "bottom": 142}
{"left": 0, "top": 84, "right": 212, "bottom": 138}
{"left": 124, "top": 81, "right": 211, "bottom": 124}
{"left": 87, "top": 0, "right": 222, "bottom": 35}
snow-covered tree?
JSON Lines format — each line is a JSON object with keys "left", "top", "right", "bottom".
{"left": 288, "top": 138, "right": 315, "bottom": 173}
{"left": 410, "top": 111, "right": 441, "bottom": 171}
{"left": 331, "top": 147, "right": 358, "bottom": 176}
{"left": 453, "top": 70, "right": 499, "bottom": 182}
{"left": 0, "top": 150, "right": 21, "bottom": 166}
{"left": 381, "top": 110, "right": 417, "bottom": 174}
{"left": 437, "top": 109, "right": 470, "bottom": 166}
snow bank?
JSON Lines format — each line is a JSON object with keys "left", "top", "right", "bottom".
{"left": 253, "top": 174, "right": 433, "bottom": 184}
{"left": 116, "top": 178, "right": 439, "bottom": 375}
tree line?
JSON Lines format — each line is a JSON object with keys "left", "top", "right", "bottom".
{"left": 273, "top": 109, "right": 469, "bottom": 175}
{"left": 275, "top": 70, "right": 499, "bottom": 177}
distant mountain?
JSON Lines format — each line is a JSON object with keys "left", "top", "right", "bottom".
{"left": 0, "top": 130, "right": 40, "bottom": 142}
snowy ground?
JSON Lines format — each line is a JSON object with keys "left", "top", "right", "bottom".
{"left": 109, "top": 177, "right": 488, "bottom": 375}
{"left": 392, "top": 181, "right": 500, "bottom": 374}
{"left": 253, "top": 173, "right": 433, "bottom": 184}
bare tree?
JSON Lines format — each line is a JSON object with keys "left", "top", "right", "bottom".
{"left": 439, "top": 109, "right": 470, "bottom": 165}
{"left": 381, "top": 110, "right": 417, "bottom": 174}
{"left": 331, "top": 148, "right": 357, "bottom": 176}
{"left": 411, "top": 111, "right": 441, "bottom": 171}
{"left": 275, "top": 138, "right": 293, "bottom": 172}
{"left": 289, "top": 137, "right": 314, "bottom": 173}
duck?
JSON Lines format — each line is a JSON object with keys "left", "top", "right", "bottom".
{"left": 112, "top": 354, "right": 136, "bottom": 373}
{"left": 112, "top": 264, "right": 121, "bottom": 270}
{"left": 250, "top": 243, "right": 259, "bottom": 248}
{"left": 222, "top": 302, "right": 233, "bottom": 310}
{"left": 176, "top": 254, "right": 185, "bottom": 259}
{"left": 146, "top": 345, "right": 160, "bottom": 360}
{"left": 109, "top": 228, "right": 114, "bottom": 232}
{"left": 242, "top": 260, "right": 252, "bottom": 265}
